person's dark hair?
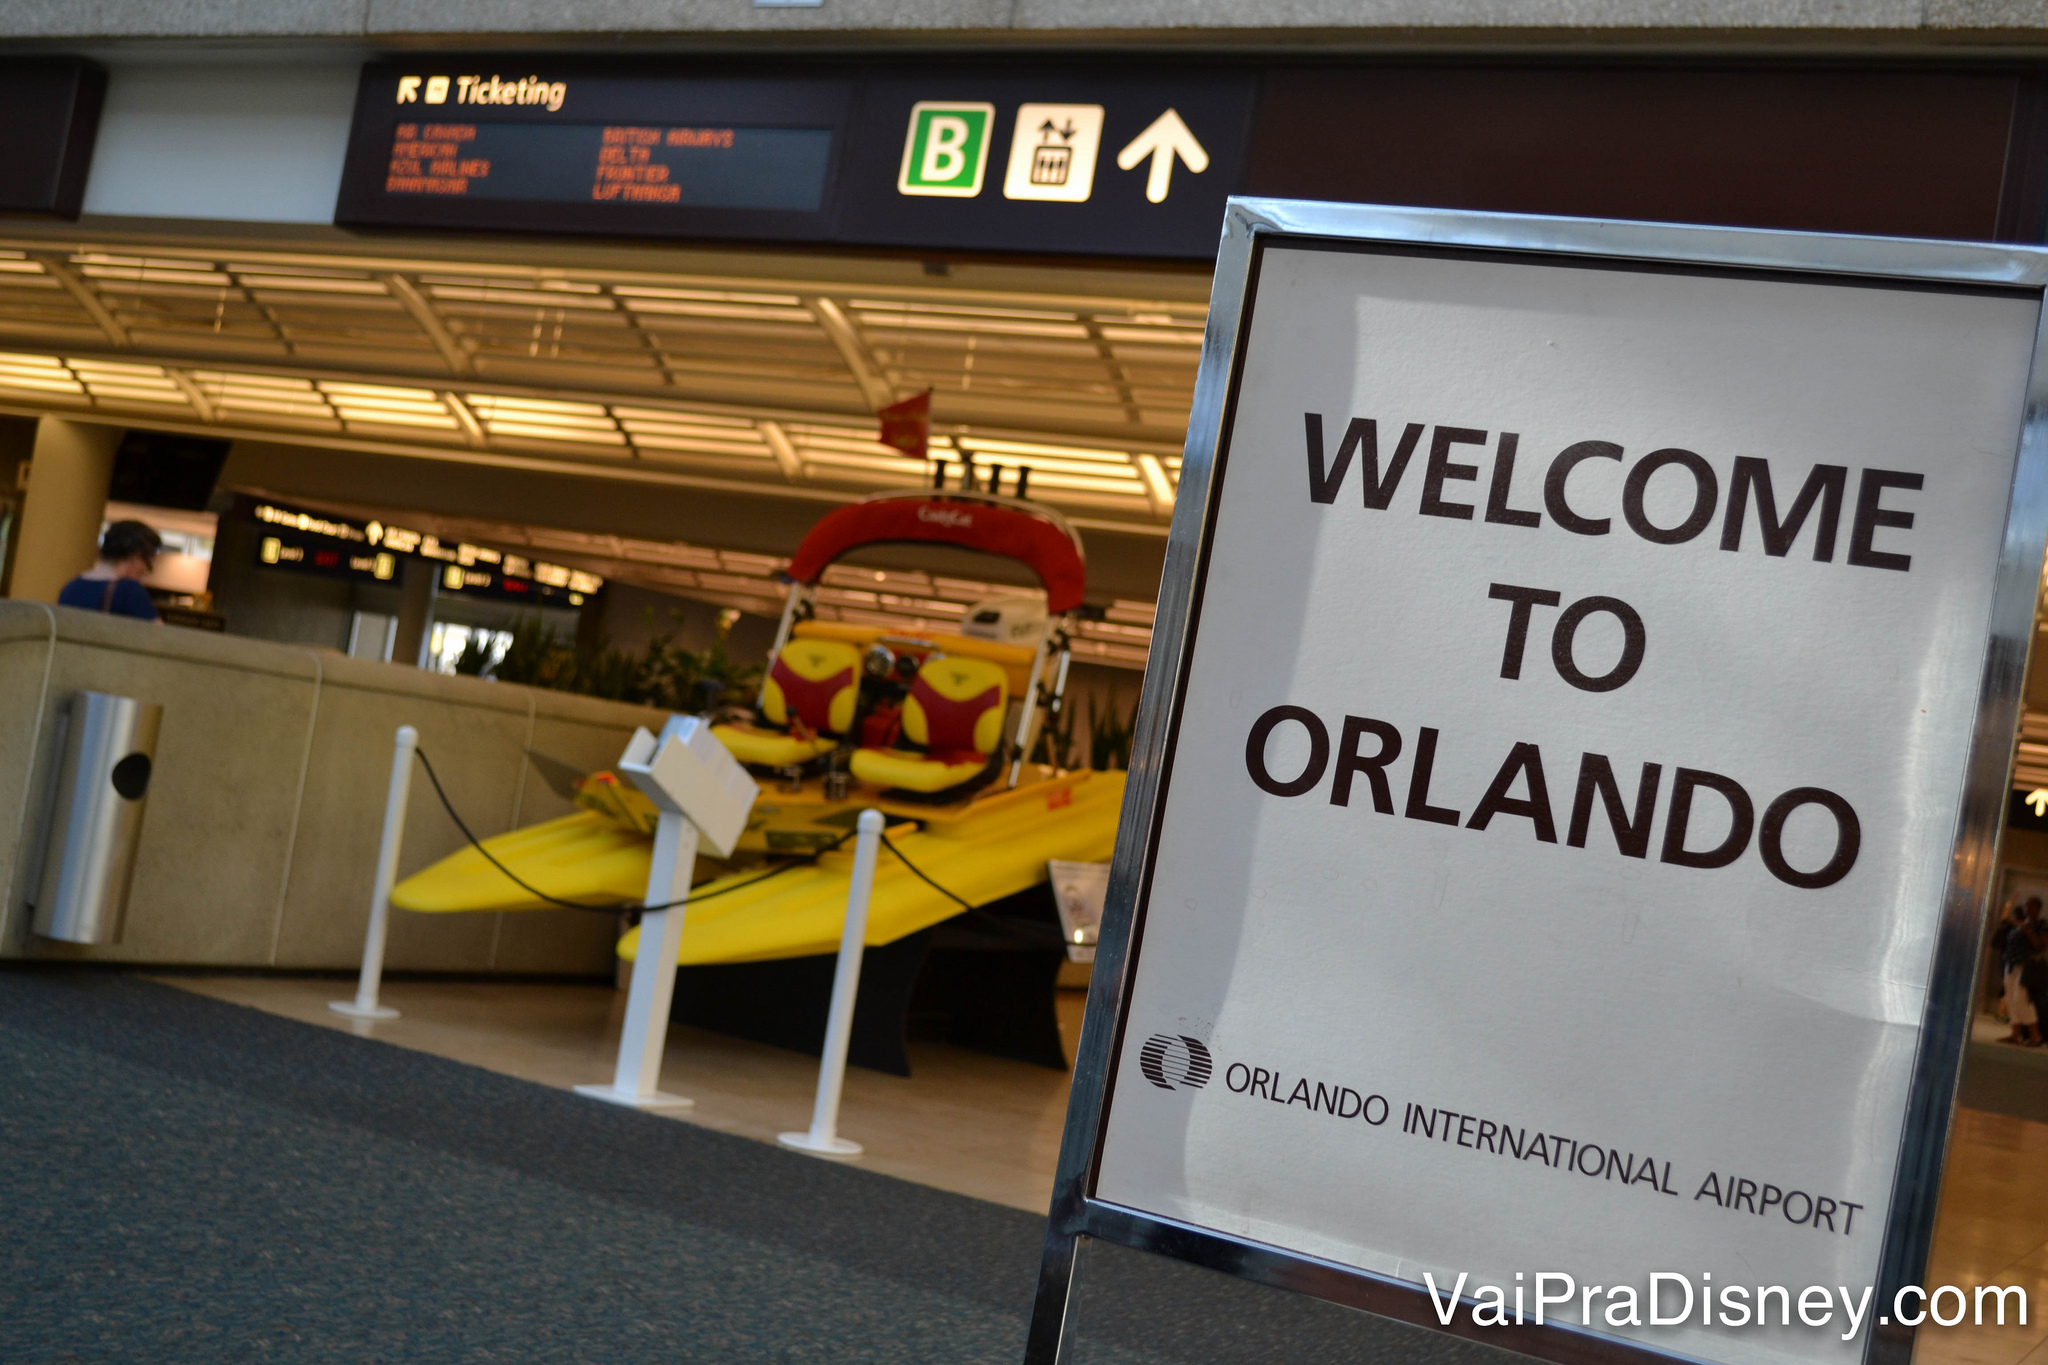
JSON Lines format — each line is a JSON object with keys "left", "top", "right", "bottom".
{"left": 99, "top": 519, "right": 162, "bottom": 565}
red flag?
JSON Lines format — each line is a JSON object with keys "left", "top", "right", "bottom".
{"left": 877, "top": 390, "right": 931, "bottom": 460}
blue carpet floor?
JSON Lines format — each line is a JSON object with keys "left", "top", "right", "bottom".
{"left": 0, "top": 968, "right": 1511, "bottom": 1364}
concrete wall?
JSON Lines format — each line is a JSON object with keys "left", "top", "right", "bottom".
{"left": 10, "top": 2, "right": 2048, "bottom": 46}
{"left": 0, "top": 600, "right": 672, "bottom": 974}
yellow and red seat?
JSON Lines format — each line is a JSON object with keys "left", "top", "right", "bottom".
{"left": 849, "top": 655, "right": 1009, "bottom": 793}
{"left": 712, "top": 638, "right": 862, "bottom": 769}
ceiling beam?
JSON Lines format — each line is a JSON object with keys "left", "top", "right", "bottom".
{"left": 1133, "top": 452, "right": 1177, "bottom": 520}
{"left": 31, "top": 254, "right": 131, "bottom": 348}
{"left": 1083, "top": 316, "right": 1145, "bottom": 428}
{"left": 163, "top": 367, "right": 215, "bottom": 423}
{"left": 757, "top": 419, "right": 803, "bottom": 481}
{"left": 804, "top": 296, "right": 894, "bottom": 412}
{"left": 440, "top": 391, "right": 487, "bottom": 447}
{"left": 379, "top": 272, "right": 472, "bottom": 375}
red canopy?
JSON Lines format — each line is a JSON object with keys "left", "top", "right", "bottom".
{"left": 786, "top": 495, "right": 1087, "bottom": 613}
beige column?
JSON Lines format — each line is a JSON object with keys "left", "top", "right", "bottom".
{"left": 8, "top": 418, "right": 120, "bottom": 603}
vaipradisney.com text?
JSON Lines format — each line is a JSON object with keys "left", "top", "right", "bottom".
{"left": 1421, "top": 1272, "right": 2026, "bottom": 1340}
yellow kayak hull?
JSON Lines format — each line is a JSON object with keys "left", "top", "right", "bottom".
{"left": 391, "top": 770, "right": 1125, "bottom": 965}
{"left": 389, "top": 810, "right": 655, "bottom": 913}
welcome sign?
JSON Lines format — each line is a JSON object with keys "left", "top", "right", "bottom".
{"left": 1030, "top": 204, "right": 2048, "bottom": 1365}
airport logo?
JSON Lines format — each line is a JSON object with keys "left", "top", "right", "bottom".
{"left": 1138, "top": 1034, "right": 1213, "bottom": 1091}
{"left": 898, "top": 103, "right": 995, "bottom": 197}
{"left": 1135, "top": 1034, "right": 1393, "bottom": 1124}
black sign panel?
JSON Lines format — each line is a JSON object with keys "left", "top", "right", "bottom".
{"left": 0, "top": 59, "right": 106, "bottom": 219}
{"left": 336, "top": 64, "right": 853, "bottom": 242}
{"left": 254, "top": 525, "right": 404, "bottom": 585}
{"left": 110, "top": 430, "right": 229, "bottom": 512}
{"left": 334, "top": 60, "right": 1254, "bottom": 260}
{"left": 244, "top": 497, "right": 599, "bottom": 606}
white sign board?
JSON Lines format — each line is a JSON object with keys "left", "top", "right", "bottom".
{"left": 1036, "top": 205, "right": 2048, "bottom": 1365}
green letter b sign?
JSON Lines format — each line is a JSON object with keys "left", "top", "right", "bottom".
{"left": 898, "top": 102, "right": 995, "bottom": 197}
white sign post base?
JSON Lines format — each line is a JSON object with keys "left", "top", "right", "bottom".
{"left": 780, "top": 808, "right": 884, "bottom": 1159}
{"left": 576, "top": 810, "right": 698, "bottom": 1110}
{"left": 330, "top": 724, "right": 416, "bottom": 1022}
{"left": 575, "top": 716, "right": 758, "bottom": 1113}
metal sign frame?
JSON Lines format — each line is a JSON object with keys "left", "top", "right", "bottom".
{"left": 1025, "top": 197, "right": 2048, "bottom": 1365}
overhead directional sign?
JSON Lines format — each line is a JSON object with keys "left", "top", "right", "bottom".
{"left": 1004, "top": 103, "right": 1106, "bottom": 203}
{"left": 898, "top": 101, "right": 995, "bottom": 198}
{"left": 1032, "top": 202, "right": 2048, "bottom": 1365}
{"left": 1115, "top": 108, "right": 1209, "bottom": 203}
{"left": 831, "top": 70, "right": 1253, "bottom": 259}
{"left": 339, "top": 60, "right": 1254, "bottom": 260}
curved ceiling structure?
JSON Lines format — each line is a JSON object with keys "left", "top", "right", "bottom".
{"left": 0, "top": 229, "right": 1206, "bottom": 533}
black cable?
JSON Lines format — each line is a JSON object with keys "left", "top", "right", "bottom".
{"left": 645, "top": 844, "right": 844, "bottom": 911}
{"left": 412, "top": 744, "right": 847, "bottom": 914}
{"left": 878, "top": 833, "right": 1056, "bottom": 948}
{"left": 878, "top": 833, "right": 973, "bottom": 912}
{"left": 413, "top": 746, "right": 621, "bottom": 912}
{"left": 411, "top": 745, "right": 990, "bottom": 922}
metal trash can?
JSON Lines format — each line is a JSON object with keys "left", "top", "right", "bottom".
{"left": 31, "top": 692, "right": 162, "bottom": 945}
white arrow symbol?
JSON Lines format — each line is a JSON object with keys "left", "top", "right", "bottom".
{"left": 1115, "top": 108, "right": 1209, "bottom": 204}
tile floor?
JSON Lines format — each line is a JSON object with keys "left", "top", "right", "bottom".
{"left": 159, "top": 974, "right": 2048, "bottom": 1364}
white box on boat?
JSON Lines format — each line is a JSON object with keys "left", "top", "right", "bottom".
{"left": 619, "top": 716, "right": 758, "bottom": 858}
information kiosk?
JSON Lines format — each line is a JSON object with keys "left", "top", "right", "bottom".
{"left": 1031, "top": 200, "right": 2048, "bottom": 1365}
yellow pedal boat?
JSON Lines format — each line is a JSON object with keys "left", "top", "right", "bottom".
{"left": 390, "top": 765, "right": 1123, "bottom": 963}
{"left": 389, "top": 487, "right": 1128, "bottom": 966}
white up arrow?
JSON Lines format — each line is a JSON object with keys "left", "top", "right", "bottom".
{"left": 1115, "top": 108, "right": 1209, "bottom": 204}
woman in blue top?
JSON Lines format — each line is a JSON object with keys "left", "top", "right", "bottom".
{"left": 57, "top": 520, "right": 162, "bottom": 622}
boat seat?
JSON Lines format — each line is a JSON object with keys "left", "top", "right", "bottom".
{"left": 850, "top": 655, "right": 1008, "bottom": 793}
{"left": 849, "top": 747, "right": 991, "bottom": 793}
{"left": 713, "top": 637, "right": 862, "bottom": 768}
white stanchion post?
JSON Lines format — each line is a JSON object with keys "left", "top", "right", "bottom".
{"left": 780, "top": 808, "right": 884, "bottom": 1158}
{"left": 576, "top": 716, "right": 755, "bottom": 1112}
{"left": 330, "top": 724, "right": 417, "bottom": 1021}
{"left": 576, "top": 809, "right": 698, "bottom": 1109}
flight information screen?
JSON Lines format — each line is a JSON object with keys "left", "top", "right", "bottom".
{"left": 384, "top": 121, "right": 833, "bottom": 211}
